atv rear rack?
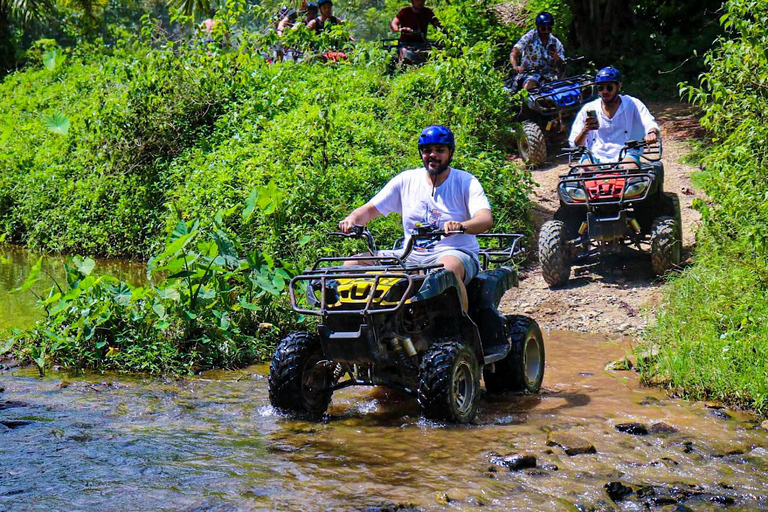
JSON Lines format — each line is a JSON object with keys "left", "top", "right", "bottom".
{"left": 476, "top": 233, "right": 525, "bottom": 269}
{"left": 527, "top": 73, "right": 595, "bottom": 115}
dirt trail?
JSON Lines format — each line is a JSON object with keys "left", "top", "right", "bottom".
{"left": 500, "top": 102, "right": 706, "bottom": 336}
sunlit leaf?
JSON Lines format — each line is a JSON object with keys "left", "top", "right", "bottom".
{"left": 153, "top": 302, "right": 166, "bottom": 318}
{"left": 243, "top": 189, "right": 259, "bottom": 222}
{"left": 42, "top": 50, "right": 66, "bottom": 71}
{"left": 44, "top": 112, "right": 70, "bottom": 135}
{"left": 73, "top": 256, "right": 96, "bottom": 276}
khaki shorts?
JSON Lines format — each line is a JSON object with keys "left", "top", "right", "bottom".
{"left": 376, "top": 248, "right": 480, "bottom": 284}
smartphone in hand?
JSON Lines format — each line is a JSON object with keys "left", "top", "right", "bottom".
{"left": 586, "top": 110, "right": 599, "bottom": 128}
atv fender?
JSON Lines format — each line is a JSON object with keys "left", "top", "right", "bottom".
{"left": 467, "top": 267, "right": 518, "bottom": 354}
{"left": 410, "top": 269, "right": 485, "bottom": 364}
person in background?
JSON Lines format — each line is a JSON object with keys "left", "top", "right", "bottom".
{"left": 509, "top": 11, "right": 564, "bottom": 90}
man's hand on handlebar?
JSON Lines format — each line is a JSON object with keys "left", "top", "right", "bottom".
{"left": 443, "top": 221, "right": 465, "bottom": 235}
{"left": 338, "top": 218, "right": 358, "bottom": 234}
{"left": 644, "top": 130, "right": 659, "bottom": 144}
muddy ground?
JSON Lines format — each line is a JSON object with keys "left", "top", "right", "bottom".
{"left": 499, "top": 102, "right": 706, "bottom": 336}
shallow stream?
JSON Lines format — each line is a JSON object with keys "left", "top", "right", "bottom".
{"left": 2, "top": 329, "right": 767, "bottom": 511}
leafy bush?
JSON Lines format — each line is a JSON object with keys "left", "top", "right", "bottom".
{"left": 1, "top": 1, "right": 534, "bottom": 373}
{"left": 642, "top": 0, "right": 768, "bottom": 416}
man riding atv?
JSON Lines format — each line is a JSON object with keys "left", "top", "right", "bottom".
{"left": 509, "top": 11, "right": 565, "bottom": 91}
{"left": 390, "top": 0, "right": 442, "bottom": 64}
{"left": 269, "top": 126, "right": 545, "bottom": 423}
{"left": 339, "top": 125, "right": 493, "bottom": 312}
{"left": 569, "top": 66, "right": 660, "bottom": 166}
{"left": 538, "top": 67, "right": 679, "bottom": 287}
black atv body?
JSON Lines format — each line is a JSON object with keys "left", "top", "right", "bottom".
{"left": 269, "top": 229, "right": 545, "bottom": 423}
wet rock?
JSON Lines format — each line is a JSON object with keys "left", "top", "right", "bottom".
{"left": 605, "top": 481, "right": 633, "bottom": 502}
{"left": 358, "top": 503, "right": 424, "bottom": 512}
{"left": 546, "top": 432, "right": 596, "bottom": 456}
{"left": 604, "top": 358, "right": 633, "bottom": 371}
{"left": 634, "top": 344, "right": 660, "bottom": 367}
{"left": 649, "top": 422, "right": 678, "bottom": 434}
{"left": 0, "top": 423, "right": 9, "bottom": 434}
{"left": 0, "top": 400, "right": 27, "bottom": 410}
{"left": 540, "top": 464, "right": 559, "bottom": 471}
{"left": 0, "top": 420, "right": 33, "bottom": 429}
{"left": 705, "top": 402, "right": 724, "bottom": 409}
{"left": 488, "top": 453, "right": 536, "bottom": 471}
{"left": 760, "top": 420, "right": 768, "bottom": 431}
{"left": 578, "top": 372, "right": 594, "bottom": 377}
{"left": 615, "top": 423, "right": 649, "bottom": 435}
{"left": 0, "top": 386, "right": 5, "bottom": 393}
{"left": 706, "top": 495, "right": 735, "bottom": 505}
{"left": 707, "top": 409, "right": 732, "bottom": 421}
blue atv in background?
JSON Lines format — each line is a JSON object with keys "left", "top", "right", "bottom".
{"left": 506, "top": 58, "right": 594, "bottom": 168}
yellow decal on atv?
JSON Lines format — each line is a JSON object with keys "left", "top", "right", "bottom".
{"left": 332, "top": 274, "right": 407, "bottom": 307}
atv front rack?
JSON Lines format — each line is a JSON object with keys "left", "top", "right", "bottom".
{"left": 527, "top": 74, "right": 595, "bottom": 115}
{"left": 289, "top": 263, "right": 442, "bottom": 317}
{"left": 559, "top": 167, "right": 656, "bottom": 206}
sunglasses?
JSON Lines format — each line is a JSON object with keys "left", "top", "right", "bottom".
{"left": 597, "top": 84, "right": 615, "bottom": 92}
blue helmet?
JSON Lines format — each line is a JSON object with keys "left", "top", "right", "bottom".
{"left": 536, "top": 12, "right": 554, "bottom": 26}
{"left": 306, "top": 2, "right": 318, "bottom": 10}
{"left": 317, "top": 0, "right": 331, "bottom": 6}
{"left": 418, "top": 125, "right": 455, "bottom": 149}
{"left": 596, "top": 66, "right": 621, "bottom": 84}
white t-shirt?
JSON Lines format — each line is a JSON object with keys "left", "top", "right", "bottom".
{"left": 568, "top": 94, "right": 660, "bottom": 161}
{"left": 370, "top": 167, "right": 491, "bottom": 255}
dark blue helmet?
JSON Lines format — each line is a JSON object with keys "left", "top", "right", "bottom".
{"left": 317, "top": 0, "right": 331, "bottom": 6}
{"left": 536, "top": 12, "right": 554, "bottom": 26}
{"left": 306, "top": 2, "right": 318, "bottom": 10}
{"left": 418, "top": 125, "right": 455, "bottom": 149}
{"left": 596, "top": 66, "right": 621, "bottom": 83}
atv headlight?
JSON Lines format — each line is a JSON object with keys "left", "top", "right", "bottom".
{"left": 624, "top": 178, "right": 649, "bottom": 199}
{"left": 560, "top": 183, "right": 587, "bottom": 202}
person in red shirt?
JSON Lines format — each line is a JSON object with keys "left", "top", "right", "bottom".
{"left": 391, "top": 0, "right": 440, "bottom": 42}
{"left": 390, "top": 0, "right": 441, "bottom": 62}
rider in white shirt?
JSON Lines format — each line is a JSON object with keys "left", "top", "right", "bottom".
{"left": 569, "top": 66, "right": 660, "bottom": 166}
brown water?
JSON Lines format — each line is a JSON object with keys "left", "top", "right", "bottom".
{"left": 0, "top": 246, "right": 145, "bottom": 330}
{"left": 2, "top": 330, "right": 767, "bottom": 511}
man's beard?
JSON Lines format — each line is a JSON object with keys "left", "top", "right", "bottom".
{"left": 426, "top": 162, "right": 450, "bottom": 175}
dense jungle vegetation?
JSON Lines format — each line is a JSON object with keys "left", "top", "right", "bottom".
{"left": 641, "top": 0, "right": 768, "bottom": 417}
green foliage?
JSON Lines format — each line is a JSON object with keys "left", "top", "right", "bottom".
{"left": 1, "top": 0, "right": 534, "bottom": 374}
{"left": 10, "top": 202, "right": 299, "bottom": 374}
{"left": 642, "top": 0, "right": 768, "bottom": 416}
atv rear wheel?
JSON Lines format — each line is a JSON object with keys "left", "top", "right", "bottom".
{"left": 484, "top": 315, "right": 545, "bottom": 393}
{"left": 268, "top": 332, "right": 337, "bottom": 418}
{"left": 418, "top": 340, "right": 480, "bottom": 424}
{"left": 650, "top": 215, "right": 681, "bottom": 275}
{"left": 516, "top": 121, "right": 547, "bottom": 169}
{"left": 539, "top": 220, "right": 571, "bottom": 287}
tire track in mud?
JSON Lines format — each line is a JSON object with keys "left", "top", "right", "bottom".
{"left": 499, "top": 102, "right": 706, "bottom": 336}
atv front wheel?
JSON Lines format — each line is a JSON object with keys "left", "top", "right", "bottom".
{"left": 418, "top": 340, "right": 480, "bottom": 424}
{"left": 516, "top": 121, "right": 547, "bottom": 169}
{"left": 268, "top": 332, "right": 337, "bottom": 418}
{"left": 484, "top": 316, "right": 545, "bottom": 394}
{"left": 539, "top": 220, "right": 571, "bottom": 287}
{"left": 650, "top": 216, "right": 681, "bottom": 275}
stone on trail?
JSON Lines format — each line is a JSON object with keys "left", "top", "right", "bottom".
{"left": 761, "top": 420, "right": 768, "bottom": 431}
{"left": 707, "top": 409, "right": 732, "bottom": 421}
{"left": 615, "top": 422, "right": 649, "bottom": 435}
{"left": 546, "top": 432, "right": 596, "bottom": 456}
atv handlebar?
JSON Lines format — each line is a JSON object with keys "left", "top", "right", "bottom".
{"left": 328, "top": 225, "right": 377, "bottom": 255}
{"left": 398, "top": 227, "right": 465, "bottom": 261}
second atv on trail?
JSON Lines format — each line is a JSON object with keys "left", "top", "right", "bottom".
{"left": 538, "top": 140, "right": 682, "bottom": 287}
{"left": 268, "top": 226, "right": 545, "bottom": 424}
{"left": 507, "top": 58, "right": 595, "bottom": 168}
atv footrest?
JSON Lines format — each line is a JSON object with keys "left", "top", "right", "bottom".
{"left": 483, "top": 344, "right": 509, "bottom": 365}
